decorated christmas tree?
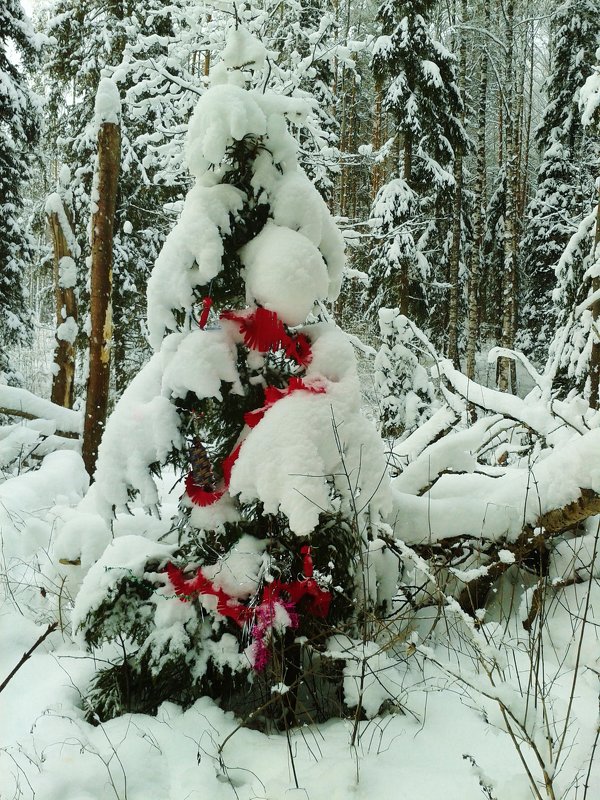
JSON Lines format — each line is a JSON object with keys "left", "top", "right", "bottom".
{"left": 66, "top": 27, "right": 394, "bottom": 729}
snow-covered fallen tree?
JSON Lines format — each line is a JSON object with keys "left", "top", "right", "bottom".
{"left": 372, "top": 317, "right": 600, "bottom": 624}
{"left": 0, "top": 383, "right": 82, "bottom": 469}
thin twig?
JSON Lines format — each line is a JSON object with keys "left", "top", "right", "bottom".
{"left": 0, "top": 622, "right": 58, "bottom": 694}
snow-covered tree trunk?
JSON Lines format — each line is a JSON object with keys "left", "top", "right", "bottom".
{"left": 590, "top": 192, "right": 600, "bottom": 408}
{"left": 0, "top": 0, "right": 40, "bottom": 384}
{"left": 82, "top": 80, "right": 121, "bottom": 478}
{"left": 517, "top": 20, "right": 535, "bottom": 220}
{"left": 47, "top": 189, "right": 78, "bottom": 409}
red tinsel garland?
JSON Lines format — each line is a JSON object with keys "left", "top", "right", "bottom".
{"left": 220, "top": 306, "right": 313, "bottom": 367}
{"left": 184, "top": 473, "right": 224, "bottom": 507}
{"left": 221, "top": 307, "right": 286, "bottom": 352}
{"left": 221, "top": 443, "right": 242, "bottom": 486}
{"left": 166, "top": 546, "right": 331, "bottom": 669}
{"left": 243, "top": 377, "right": 326, "bottom": 429}
{"left": 185, "top": 303, "right": 322, "bottom": 511}
{"left": 166, "top": 562, "right": 252, "bottom": 624}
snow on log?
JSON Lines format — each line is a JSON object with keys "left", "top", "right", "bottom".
{"left": 392, "top": 429, "right": 600, "bottom": 545}
{"left": 0, "top": 384, "right": 82, "bottom": 437}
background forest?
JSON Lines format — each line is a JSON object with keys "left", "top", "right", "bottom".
{"left": 1, "top": 1, "right": 600, "bottom": 799}
{"left": 0, "top": 0, "right": 598, "bottom": 404}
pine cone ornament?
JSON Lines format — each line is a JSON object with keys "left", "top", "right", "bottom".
{"left": 189, "top": 438, "right": 215, "bottom": 490}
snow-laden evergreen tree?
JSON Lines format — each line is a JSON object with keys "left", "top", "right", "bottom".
{"left": 520, "top": 0, "right": 600, "bottom": 363}
{"left": 546, "top": 45, "right": 600, "bottom": 403}
{"left": 230, "top": 1, "right": 344, "bottom": 201}
{"left": 65, "top": 27, "right": 394, "bottom": 727}
{"left": 0, "top": 1, "right": 40, "bottom": 384}
{"left": 546, "top": 201, "right": 599, "bottom": 401}
{"left": 364, "top": 0, "right": 468, "bottom": 335}
{"left": 271, "top": 0, "right": 340, "bottom": 199}
{"left": 374, "top": 307, "right": 435, "bottom": 440}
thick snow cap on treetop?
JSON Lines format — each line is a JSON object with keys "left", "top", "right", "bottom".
{"left": 146, "top": 26, "right": 345, "bottom": 348}
{"left": 93, "top": 76, "right": 121, "bottom": 127}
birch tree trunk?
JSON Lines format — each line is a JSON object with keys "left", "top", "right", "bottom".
{"left": 497, "top": 0, "right": 517, "bottom": 393}
{"left": 466, "top": 2, "right": 489, "bottom": 379}
{"left": 47, "top": 200, "right": 78, "bottom": 409}
{"left": 447, "top": 0, "right": 467, "bottom": 366}
{"left": 518, "top": 20, "right": 535, "bottom": 219}
{"left": 82, "top": 83, "right": 121, "bottom": 478}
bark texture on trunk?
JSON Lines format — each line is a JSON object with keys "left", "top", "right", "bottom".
{"left": 48, "top": 209, "right": 78, "bottom": 409}
{"left": 447, "top": 0, "right": 467, "bottom": 366}
{"left": 589, "top": 193, "right": 600, "bottom": 408}
{"left": 498, "top": 0, "right": 517, "bottom": 393}
{"left": 466, "top": 1, "right": 489, "bottom": 379}
{"left": 370, "top": 78, "right": 385, "bottom": 201}
{"left": 82, "top": 119, "right": 121, "bottom": 478}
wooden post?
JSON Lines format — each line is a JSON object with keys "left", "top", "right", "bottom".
{"left": 82, "top": 79, "right": 121, "bottom": 478}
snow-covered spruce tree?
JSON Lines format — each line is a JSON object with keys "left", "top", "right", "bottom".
{"left": 226, "top": 1, "right": 343, "bottom": 203}
{"left": 546, "top": 51, "right": 600, "bottom": 404}
{"left": 71, "top": 29, "right": 393, "bottom": 728}
{"left": 374, "top": 308, "right": 435, "bottom": 440}
{"left": 364, "top": 0, "right": 468, "bottom": 339}
{"left": 267, "top": 0, "right": 340, "bottom": 200}
{"left": 520, "top": 0, "right": 600, "bottom": 364}
{"left": 0, "top": 1, "right": 40, "bottom": 384}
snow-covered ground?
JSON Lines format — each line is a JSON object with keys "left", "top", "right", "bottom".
{"left": 1, "top": 448, "right": 599, "bottom": 799}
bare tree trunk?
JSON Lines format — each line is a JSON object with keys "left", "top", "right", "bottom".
{"left": 82, "top": 103, "right": 121, "bottom": 478}
{"left": 204, "top": 14, "right": 211, "bottom": 76}
{"left": 447, "top": 0, "right": 467, "bottom": 366}
{"left": 466, "top": 2, "right": 489, "bottom": 379}
{"left": 371, "top": 77, "right": 384, "bottom": 201}
{"left": 518, "top": 20, "right": 535, "bottom": 219}
{"left": 48, "top": 205, "right": 77, "bottom": 409}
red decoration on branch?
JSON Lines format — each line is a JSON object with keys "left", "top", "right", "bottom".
{"left": 166, "top": 546, "right": 331, "bottom": 669}
{"left": 249, "top": 597, "right": 298, "bottom": 671}
{"left": 185, "top": 306, "right": 322, "bottom": 509}
{"left": 166, "top": 562, "right": 252, "bottom": 625}
{"left": 221, "top": 306, "right": 313, "bottom": 366}
{"left": 221, "top": 443, "right": 241, "bottom": 486}
{"left": 244, "top": 377, "right": 326, "bottom": 428}
{"left": 198, "top": 297, "right": 213, "bottom": 329}
{"left": 184, "top": 473, "right": 224, "bottom": 506}
{"left": 285, "top": 332, "right": 312, "bottom": 367}
{"left": 301, "top": 544, "right": 313, "bottom": 578}
{"left": 222, "top": 307, "right": 286, "bottom": 352}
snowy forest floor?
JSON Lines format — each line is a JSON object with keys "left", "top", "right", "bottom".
{"left": 1, "top": 321, "right": 599, "bottom": 800}
{"left": 1, "top": 451, "right": 599, "bottom": 799}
